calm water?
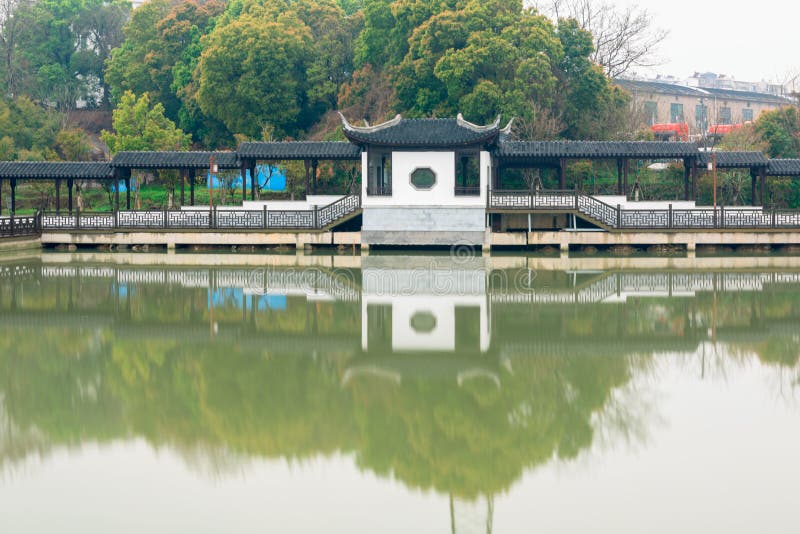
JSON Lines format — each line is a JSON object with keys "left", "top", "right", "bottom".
{"left": 1, "top": 252, "right": 799, "bottom": 533}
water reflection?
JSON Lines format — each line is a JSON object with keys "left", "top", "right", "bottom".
{"left": 1, "top": 255, "right": 800, "bottom": 530}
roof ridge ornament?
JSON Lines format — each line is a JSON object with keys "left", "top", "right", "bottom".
{"left": 338, "top": 112, "right": 403, "bottom": 133}
{"left": 456, "top": 113, "right": 501, "bottom": 132}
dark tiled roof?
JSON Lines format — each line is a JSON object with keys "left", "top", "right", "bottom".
{"left": 342, "top": 116, "right": 502, "bottom": 147}
{"left": 237, "top": 141, "right": 361, "bottom": 160}
{"left": 111, "top": 151, "right": 239, "bottom": 169}
{"left": 496, "top": 141, "right": 699, "bottom": 159}
{"left": 702, "top": 87, "right": 794, "bottom": 105}
{"left": 768, "top": 159, "right": 800, "bottom": 176}
{"left": 698, "top": 151, "right": 768, "bottom": 168}
{"left": 614, "top": 79, "right": 706, "bottom": 98}
{"left": 0, "top": 161, "right": 113, "bottom": 179}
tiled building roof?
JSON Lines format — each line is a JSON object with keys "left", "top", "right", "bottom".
{"left": 698, "top": 151, "right": 768, "bottom": 168}
{"left": 0, "top": 161, "right": 112, "bottom": 179}
{"left": 768, "top": 159, "right": 800, "bottom": 176}
{"left": 111, "top": 151, "right": 240, "bottom": 169}
{"left": 238, "top": 142, "right": 361, "bottom": 160}
{"left": 341, "top": 114, "right": 504, "bottom": 148}
{"left": 495, "top": 141, "right": 699, "bottom": 159}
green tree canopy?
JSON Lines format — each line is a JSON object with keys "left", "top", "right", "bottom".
{"left": 101, "top": 90, "right": 191, "bottom": 153}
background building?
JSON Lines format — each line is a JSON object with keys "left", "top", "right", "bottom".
{"left": 616, "top": 76, "right": 796, "bottom": 137}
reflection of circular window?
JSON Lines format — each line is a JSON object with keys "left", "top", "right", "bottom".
{"left": 410, "top": 167, "right": 436, "bottom": 190}
{"left": 410, "top": 311, "right": 437, "bottom": 333}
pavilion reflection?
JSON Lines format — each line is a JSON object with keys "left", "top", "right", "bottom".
{"left": 0, "top": 257, "right": 799, "bottom": 519}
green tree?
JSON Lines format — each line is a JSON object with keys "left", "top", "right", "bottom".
{"left": 755, "top": 106, "right": 800, "bottom": 158}
{"left": 101, "top": 91, "right": 190, "bottom": 153}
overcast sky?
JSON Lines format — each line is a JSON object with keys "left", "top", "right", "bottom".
{"left": 537, "top": 0, "right": 800, "bottom": 86}
{"left": 635, "top": 0, "right": 799, "bottom": 85}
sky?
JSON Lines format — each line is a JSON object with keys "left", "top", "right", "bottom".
{"left": 537, "top": 0, "right": 800, "bottom": 87}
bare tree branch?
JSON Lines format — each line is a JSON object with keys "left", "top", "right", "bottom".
{"left": 533, "top": 0, "right": 668, "bottom": 78}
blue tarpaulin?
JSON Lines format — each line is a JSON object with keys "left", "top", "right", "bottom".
{"left": 207, "top": 165, "right": 286, "bottom": 191}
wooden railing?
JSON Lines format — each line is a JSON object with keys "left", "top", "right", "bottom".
{"left": 40, "top": 195, "right": 361, "bottom": 232}
{"left": 0, "top": 214, "right": 40, "bottom": 238}
{"left": 488, "top": 189, "right": 800, "bottom": 230}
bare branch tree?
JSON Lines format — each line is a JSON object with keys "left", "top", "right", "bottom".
{"left": 533, "top": 0, "right": 668, "bottom": 78}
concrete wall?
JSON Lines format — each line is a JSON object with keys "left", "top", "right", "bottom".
{"left": 362, "top": 151, "right": 486, "bottom": 207}
{"left": 362, "top": 206, "right": 486, "bottom": 245}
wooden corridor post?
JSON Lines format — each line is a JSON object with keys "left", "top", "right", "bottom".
{"left": 557, "top": 158, "right": 566, "bottom": 189}
{"left": 0, "top": 178, "right": 3, "bottom": 215}
{"left": 180, "top": 169, "right": 186, "bottom": 206}
{"left": 623, "top": 159, "right": 629, "bottom": 198}
{"left": 616, "top": 158, "right": 623, "bottom": 195}
{"left": 250, "top": 161, "right": 257, "bottom": 200}
{"left": 55, "top": 178, "right": 61, "bottom": 213}
{"left": 750, "top": 168, "right": 758, "bottom": 205}
{"left": 67, "top": 179, "right": 73, "bottom": 212}
{"left": 10, "top": 178, "right": 16, "bottom": 213}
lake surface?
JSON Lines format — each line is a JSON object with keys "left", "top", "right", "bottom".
{"left": 1, "top": 252, "right": 799, "bottom": 533}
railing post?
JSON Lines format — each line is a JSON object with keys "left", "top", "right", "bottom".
{"left": 9, "top": 213, "right": 14, "bottom": 235}
{"left": 574, "top": 187, "right": 579, "bottom": 211}
{"left": 76, "top": 207, "right": 81, "bottom": 230}
{"left": 210, "top": 207, "right": 215, "bottom": 229}
{"left": 314, "top": 205, "right": 319, "bottom": 229}
{"left": 720, "top": 205, "right": 725, "bottom": 229}
{"left": 163, "top": 209, "right": 168, "bottom": 229}
{"left": 772, "top": 210, "right": 777, "bottom": 229}
{"left": 668, "top": 203, "right": 673, "bottom": 229}
{"left": 713, "top": 206, "right": 718, "bottom": 229}
{"left": 529, "top": 188, "right": 533, "bottom": 210}
{"left": 113, "top": 209, "right": 118, "bottom": 229}
{"left": 616, "top": 204, "right": 621, "bottom": 229}
{"left": 263, "top": 205, "right": 268, "bottom": 229}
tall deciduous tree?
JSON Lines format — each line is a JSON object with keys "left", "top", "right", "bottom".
{"left": 101, "top": 91, "right": 190, "bottom": 152}
{"left": 535, "top": 0, "right": 667, "bottom": 78}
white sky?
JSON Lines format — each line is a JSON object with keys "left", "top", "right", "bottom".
{"left": 632, "top": 0, "right": 799, "bottom": 85}
{"left": 537, "top": 0, "right": 800, "bottom": 87}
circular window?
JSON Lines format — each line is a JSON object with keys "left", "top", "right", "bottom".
{"left": 410, "top": 311, "right": 437, "bottom": 333}
{"left": 410, "top": 167, "right": 437, "bottom": 190}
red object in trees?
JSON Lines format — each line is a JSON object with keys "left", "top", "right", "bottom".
{"left": 708, "top": 124, "right": 743, "bottom": 136}
{"left": 651, "top": 123, "right": 689, "bottom": 141}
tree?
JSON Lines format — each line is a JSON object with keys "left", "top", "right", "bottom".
{"left": 535, "top": 0, "right": 667, "bottom": 78}
{"left": 101, "top": 91, "right": 190, "bottom": 153}
{"left": 755, "top": 106, "right": 800, "bottom": 158}
{"left": 105, "top": 0, "right": 226, "bottom": 141}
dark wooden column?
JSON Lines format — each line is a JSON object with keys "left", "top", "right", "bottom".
{"left": 616, "top": 158, "right": 623, "bottom": 195}
{"left": 760, "top": 168, "right": 766, "bottom": 207}
{"left": 114, "top": 170, "right": 120, "bottom": 210}
{"left": 250, "top": 160, "right": 257, "bottom": 200}
{"left": 55, "top": 178, "right": 62, "bottom": 212}
{"left": 691, "top": 160, "right": 698, "bottom": 201}
{"left": 10, "top": 178, "right": 16, "bottom": 213}
{"left": 67, "top": 179, "right": 73, "bottom": 212}
{"left": 242, "top": 162, "right": 247, "bottom": 203}
{"left": 683, "top": 159, "right": 691, "bottom": 201}
{"left": 124, "top": 171, "right": 131, "bottom": 210}
{"left": 557, "top": 158, "right": 566, "bottom": 189}
{"left": 189, "top": 169, "right": 196, "bottom": 206}
{"left": 0, "top": 178, "right": 3, "bottom": 215}
{"left": 240, "top": 162, "right": 248, "bottom": 204}
{"left": 312, "top": 159, "right": 318, "bottom": 195}
{"left": 180, "top": 169, "right": 186, "bottom": 206}
{"left": 750, "top": 168, "right": 758, "bottom": 205}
